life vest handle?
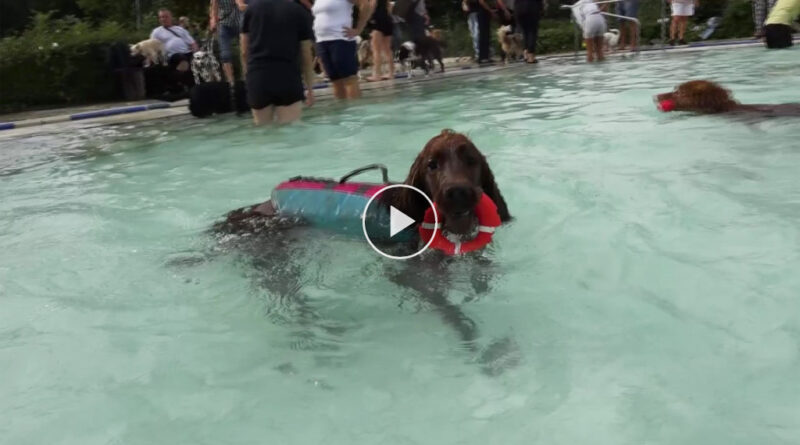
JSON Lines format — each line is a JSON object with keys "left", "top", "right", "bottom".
{"left": 338, "top": 164, "right": 390, "bottom": 185}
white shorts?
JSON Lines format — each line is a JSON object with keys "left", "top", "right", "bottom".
{"left": 671, "top": 2, "right": 694, "bottom": 16}
{"left": 583, "top": 13, "right": 607, "bottom": 39}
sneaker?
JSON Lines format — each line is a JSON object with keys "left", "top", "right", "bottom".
{"left": 668, "top": 39, "right": 676, "bottom": 46}
{"left": 478, "top": 59, "right": 495, "bottom": 66}
{"left": 679, "top": 39, "right": 687, "bottom": 45}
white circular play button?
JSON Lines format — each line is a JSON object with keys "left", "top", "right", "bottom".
{"left": 362, "top": 184, "right": 438, "bottom": 260}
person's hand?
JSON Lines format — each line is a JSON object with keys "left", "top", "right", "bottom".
{"left": 424, "top": 14, "right": 430, "bottom": 25}
{"left": 343, "top": 27, "right": 360, "bottom": 38}
{"left": 305, "top": 89, "right": 315, "bottom": 107}
{"left": 503, "top": 9, "right": 511, "bottom": 20}
{"left": 209, "top": 16, "right": 218, "bottom": 32}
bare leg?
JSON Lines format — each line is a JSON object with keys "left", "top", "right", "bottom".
{"left": 619, "top": 23, "right": 628, "bottom": 50}
{"left": 331, "top": 80, "right": 347, "bottom": 99}
{"left": 369, "top": 31, "right": 383, "bottom": 81}
{"left": 382, "top": 34, "right": 395, "bottom": 79}
{"left": 252, "top": 106, "right": 275, "bottom": 126}
{"left": 586, "top": 38, "right": 594, "bottom": 62}
{"left": 223, "top": 62, "right": 235, "bottom": 84}
{"left": 670, "top": 17, "right": 677, "bottom": 40}
{"left": 678, "top": 17, "right": 688, "bottom": 40}
{"left": 630, "top": 22, "right": 639, "bottom": 50}
{"left": 594, "top": 36, "right": 605, "bottom": 61}
{"left": 274, "top": 101, "right": 303, "bottom": 124}
{"left": 343, "top": 75, "right": 361, "bottom": 99}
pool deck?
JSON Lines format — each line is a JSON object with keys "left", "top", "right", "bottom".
{"left": 0, "top": 37, "right": 788, "bottom": 139}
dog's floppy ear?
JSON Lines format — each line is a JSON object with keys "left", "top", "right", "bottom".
{"left": 396, "top": 145, "right": 431, "bottom": 221}
{"left": 479, "top": 155, "right": 511, "bottom": 222}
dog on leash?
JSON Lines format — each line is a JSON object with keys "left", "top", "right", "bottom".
{"left": 130, "top": 39, "right": 167, "bottom": 67}
{"left": 604, "top": 29, "right": 620, "bottom": 51}
{"left": 497, "top": 25, "right": 524, "bottom": 63}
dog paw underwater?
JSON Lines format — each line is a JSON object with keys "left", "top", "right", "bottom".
{"left": 195, "top": 130, "right": 522, "bottom": 375}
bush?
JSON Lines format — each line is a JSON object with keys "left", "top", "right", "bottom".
{"left": 714, "top": 0, "right": 754, "bottom": 38}
{"left": 0, "top": 12, "right": 147, "bottom": 113}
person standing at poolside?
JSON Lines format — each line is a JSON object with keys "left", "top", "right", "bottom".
{"left": 241, "top": 0, "right": 316, "bottom": 125}
{"left": 312, "top": 0, "right": 374, "bottom": 99}
{"left": 210, "top": 0, "right": 243, "bottom": 85}
{"left": 669, "top": 0, "right": 697, "bottom": 45}
{"left": 515, "top": 0, "right": 544, "bottom": 64}
{"left": 475, "top": 0, "right": 494, "bottom": 64}
{"left": 573, "top": 0, "right": 606, "bottom": 62}
{"left": 752, "top": 0, "right": 778, "bottom": 38}
{"left": 368, "top": 0, "right": 396, "bottom": 81}
{"left": 616, "top": 0, "right": 639, "bottom": 50}
{"left": 763, "top": 0, "right": 800, "bottom": 48}
{"left": 462, "top": 0, "right": 480, "bottom": 60}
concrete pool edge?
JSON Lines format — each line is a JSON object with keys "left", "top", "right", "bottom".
{"left": 0, "top": 38, "right": 790, "bottom": 138}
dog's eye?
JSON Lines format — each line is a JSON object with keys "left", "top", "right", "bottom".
{"left": 464, "top": 156, "right": 477, "bottom": 167}
{"left": 427, "top": 159, "right": 438, "bottom": 170}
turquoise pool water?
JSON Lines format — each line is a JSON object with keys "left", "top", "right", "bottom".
{"left": 2, "top": 47, "right": 799, "bottom": 444}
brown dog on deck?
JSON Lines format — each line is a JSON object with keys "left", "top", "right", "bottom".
{"left": 656, "top": 80, "right": 800, "bottom": 117}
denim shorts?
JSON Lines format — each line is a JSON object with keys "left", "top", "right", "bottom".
{"left": 618, "top": 0, "right": 640, "bottom": 18}
{"left": 316, "top": 40, "right": 359, "bottom": 81}
{"left": 217, "top": 24, "right": 239, "bottom": 63}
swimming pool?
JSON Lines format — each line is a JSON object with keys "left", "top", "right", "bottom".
{"left": 2, "top": 46, "right": 799, "bottom": 444}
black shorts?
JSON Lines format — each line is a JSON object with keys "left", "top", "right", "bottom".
{"left": 246, "top": 65, "right": 304, "bottom": 109}
{"left": 764, "top": 24, "right": 793, "bottom": 49}
{"left": 316, "top": 40, "right": 359, "bottom": 81}
{"left": 369, "top": 12, "right": 394, "bottom": 36}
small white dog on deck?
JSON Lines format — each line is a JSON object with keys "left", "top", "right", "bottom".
{"left": 130, "top": 39, "right": 167, "bottom": 67}
{"left": 604, "top": 28, "right": 620, "bottom": 51}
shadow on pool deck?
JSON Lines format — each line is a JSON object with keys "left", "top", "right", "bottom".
{"left": 0, "top": 37, "right": 786, "bottom": 136}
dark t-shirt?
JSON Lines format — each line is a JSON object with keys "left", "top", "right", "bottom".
{"left": 241, "top": 0, "right": 313, "bottom": 70}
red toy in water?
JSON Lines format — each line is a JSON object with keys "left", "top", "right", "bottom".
{"left": 657, "top": 99, "right": 676, "bottom": 112}
{"left": 418, "top": 193, "right": 502, "bottom": 255}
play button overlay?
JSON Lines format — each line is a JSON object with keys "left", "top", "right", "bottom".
{"left": 362, "top": 184, "right": 438, "bottom": 260}
{"left": 389, "top": 206, "right": 415, "bottom": 237}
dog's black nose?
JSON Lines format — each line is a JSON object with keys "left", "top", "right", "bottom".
{"left": 444, "top": 186, "right": 476, "bottom": 208}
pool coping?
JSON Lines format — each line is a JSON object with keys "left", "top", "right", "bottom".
{"left": 0, "top": 38, "right": 790, "bottom": 138}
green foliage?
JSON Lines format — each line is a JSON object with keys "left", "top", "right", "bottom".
{"left": 715, "top": 0, "right": 755, "bottom": 38}
{"left": 0, "top": 12, "right": 147, "bottom": 112}
{"left": 537, "top": 20, "right": 579, "bottom": 54}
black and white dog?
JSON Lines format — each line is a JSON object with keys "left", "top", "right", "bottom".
{"left": 397, "top": 36, "right": 445, "bottom": 78}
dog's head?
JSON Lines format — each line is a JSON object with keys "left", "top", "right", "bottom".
{"left": 497, "top": 25, "right": 513, "bottom": 41}
{"left": 400, "top": 130, "right": 511, "bottom": 235}
{"left": 398, "top": 41, "right": 415, "bottom": 61}
{"left": 130, "top": 42, "right": 143, "bottom": 57}
{"left": 656, "top": 80, "right": 738, "bottom": 114}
